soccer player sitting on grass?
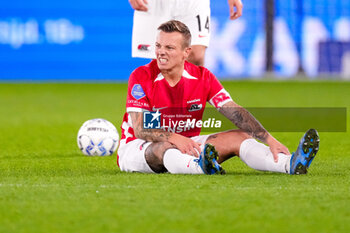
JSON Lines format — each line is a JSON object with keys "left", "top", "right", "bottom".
{"left": 117, "top": 20, "right": 319, "bottom": 175}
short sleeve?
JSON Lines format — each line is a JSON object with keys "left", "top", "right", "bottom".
{"left": 206, "top": 70, "right": 233, "bottom": 109}
{"left": 126, "top": 69, "right": 151, "bottom": 112}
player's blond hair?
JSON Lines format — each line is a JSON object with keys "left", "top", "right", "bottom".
{"left": 158, "top": 20, "right": 192, "bottom": 49}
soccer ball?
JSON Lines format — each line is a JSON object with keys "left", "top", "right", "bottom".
{"left": 77, "top": 118, "right": 119, "bottom": 156}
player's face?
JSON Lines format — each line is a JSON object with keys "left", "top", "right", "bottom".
{"left": 155, "top": 31, "right": 190, "bottom": 71}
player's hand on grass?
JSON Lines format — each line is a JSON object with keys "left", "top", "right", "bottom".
{"left": 129, "top": 0, "right": 148, "bottom": 11}
{"left": 266, "top": 135, "right": 291, "bottom": 163}
{"left": 228, "top": 0, "right": 243, "bottom": 20}
{"left": 169, "top": 134, "right": 201, "bottom": 157}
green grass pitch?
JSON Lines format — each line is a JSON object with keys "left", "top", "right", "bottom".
{"left": 0, "top": 81, "right": 349, "bottom": 233}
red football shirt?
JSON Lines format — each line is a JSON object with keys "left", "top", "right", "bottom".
{"left": 120, "top": 60, "right": 232, "bottom": 144}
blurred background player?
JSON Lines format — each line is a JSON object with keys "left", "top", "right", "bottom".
{"left": 117, "top": 20, "right": 319, "bottom": 175}
{"left": 128, "top": 0, "right": 243, "bottom": 66}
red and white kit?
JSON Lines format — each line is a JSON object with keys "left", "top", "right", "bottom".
{"left": 117, "top": 60, "right": 232, "bottom": 172}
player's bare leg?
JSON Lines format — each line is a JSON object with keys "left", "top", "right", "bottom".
{"left": 187, "top": 45, "right": 206, "bottom": 66}
{"left": 145, "top": 141, "right": 205, "bottom": 174}
{"left": 145, "top": 142, "right": 174, "bottom": 173}
{"left": 205, "top": 129, "right": 292, "bottom": 174}
{"left": 205, "top": 129, "right": 251, "bottom": 163}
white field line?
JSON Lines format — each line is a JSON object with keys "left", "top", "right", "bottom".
{"left": 0, "top": 183, "right": 139, "bottom": 189}
{"left": 0, "top": 183, "right": 326, "bottom": 191}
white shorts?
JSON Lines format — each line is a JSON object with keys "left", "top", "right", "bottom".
{"left": 117, "top": 135, "right": 210, "bottom": 173}
{"left": 132, "top": 0, "right": 211, "bottom": 58}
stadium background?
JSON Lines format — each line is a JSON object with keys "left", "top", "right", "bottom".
{"left": 1, "top": 2, "right": 350, "bottom": 233}
{"left": 1, "top": 0, "right": 350, "bottom": 81}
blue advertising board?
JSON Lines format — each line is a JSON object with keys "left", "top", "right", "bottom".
{"left": 0, "top": 0, "right": 143, "bottom": 81}
{"left": 0, "top": 0, "right": 350, "bottom": 80}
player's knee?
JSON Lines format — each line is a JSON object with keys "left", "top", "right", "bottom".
{"left": 145, "top": 142, "right": 173, "bottom": 173}
{"left": 229, "top": 131, "right": 251, "bottom": 146}
{"left": 157, "top": 142, "right": 174, "bottom": 156}
{"left": 238, "top": 131, "right": 251, "bottom": 141}
{"left": 188, "top": 46, "right": 206, "bottom": 66}
{"left": 225, "top": 130, "right": 252, "bottom": 152}
{"left": 187, "top": 54, "right": 204, "bottom": 66}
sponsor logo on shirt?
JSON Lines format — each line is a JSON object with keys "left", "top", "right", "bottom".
{"left": 186, "top": 99, "right": 200, "bottom": 104}
{"left": 152, "top": 106, "right": 168, "bottom": 111}
{"left": 138, "top": 44, "right": 150, "bottom": 51}
{"left": 131, "top": 84, "right": 146, "bottom": 100}
{"left": 188, "top": 104, "right": 202, "bottom": 112}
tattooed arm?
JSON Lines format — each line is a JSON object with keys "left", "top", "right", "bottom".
{"left": 129, "top": 112, "right": 172, "bottom": 142}
{"left": 219, "top": 101, "right": 269, "bottom": 143}
{"left": 219, "top": 101, "right": 290, "bottom": 160}
{"left": 129, "top": 112, "right": 201, "bottom": 156}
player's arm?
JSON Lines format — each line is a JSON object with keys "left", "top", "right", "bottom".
{"left": 129, "top": 112, "right": 201, "bottom": 156}
{"left": 206, "top": 68, "right": 287, "bottom": 161}
{"left": 219, "top": 101, "right": 290, "bottom": 161}
{"left": 228, "top": 0, "right": 243, "bottom": 20}
{"left": 219, "top": 101, "right": 268, "bottom": 142}
{"left": 129, "top": 111, "right": 172, "bottom": 142}
{"left": 128, "top": 0, "right": 148, "bottom": 11}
